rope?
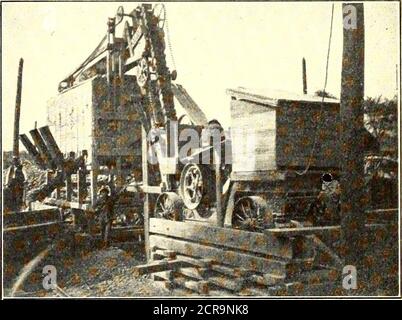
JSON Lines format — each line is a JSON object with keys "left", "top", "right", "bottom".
{"left": 296, "top": 3, "right": 335, "bottom": 176}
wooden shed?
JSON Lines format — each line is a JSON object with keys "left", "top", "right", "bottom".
{"left": 227, "top": 87, "right": 341, "bottom": 179}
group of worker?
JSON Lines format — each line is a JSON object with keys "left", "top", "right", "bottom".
{"left": 3, "top": 156, "right": 118, "bottom": 247}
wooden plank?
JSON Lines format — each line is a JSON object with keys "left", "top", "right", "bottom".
{"left": 366, "top": 208, "right": 398, "bottom": 223}
{"left": 140, "top": 185, "right": 163, "bottom": 194}
{"left": 4, "top": 209, "right": 60, "bottom": 228}
{"left": 248, "top": 274, "right": 286, "bottom": 286}
{"left": 230, "top": 171, "right": 286, "bottom": 182}
{"left": 176, "top": 267, "right": 205, "bottom": 280}
{"left": 210, "top": 264, "right": 253, "bottom": 278}
{"left": 132, "top": 259, "right": 191, "bottom": 277}
{"left": 171, "top": 84, "right": 208, "bottom": 126}
{"left": 172, "top": 276, "right": 209, "bottom": 295}
{"left": 239, "top": 287, "right": 269, "bottom": 296}
{"left": 151, "top": 249, "right": 177, "bottom": 261}
{"left": 150, "top": 235, "right": 290, "bottom": 276}
{"left": 265, "top": 226, "right": 340, "bottom": 237}
{"left": 4, "top": 221, "right": 63, "bottom": 234}
{"left": 175, "top": 255, "right": 215, "bottom": 269}
{"left": 209, "top": 276, "right": 244, "bottom": 292}
{"left": 43, "top": 198, "right": 90, "bottom": 210}
{"left": 152, "top": 271, "right": 173, "bottom": 281}
{"left": 265, "top": 224, "right": 387, "bottom": 238}
{"left": 150, "top": 218, "right": 293, "bottom": 259}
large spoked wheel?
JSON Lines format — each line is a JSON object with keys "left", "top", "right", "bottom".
{"left": 232, "top": 196, "right": 274, "bottom": 232}
{"left": 154, "top": 192, "right": 183, "bottom": 221}
{"left": 136, "top": 58, "right": 149, "bottom": 87}
{"left": 179, "top": 163, "right": 207, "bottom": 210}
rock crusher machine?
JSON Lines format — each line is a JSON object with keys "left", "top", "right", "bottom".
{"left": 17, "top": 4, "right": 397, "bottom": 295}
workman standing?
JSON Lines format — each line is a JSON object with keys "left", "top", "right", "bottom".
{"left": 94, "top": 185, "right": 115, "bottom": 247}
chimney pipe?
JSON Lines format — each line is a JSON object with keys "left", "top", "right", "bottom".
{"left": 302, "top": 57, "right": 307, "bottom": 94}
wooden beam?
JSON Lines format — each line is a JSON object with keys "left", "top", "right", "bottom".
{"left": 4, "top": 208, "right": 60, "bottom": 227}
{"left": 90, "top": 164, "right": 98, "bottom": 206}
{"left": 43, "top": 198, "right": 90, "bottom": 210}
{"left": 132, "top": 259, "right": 191, "bottom": 277}
{"left": 215, "top": 149, "right": 223, "bottom": 227}
{"left": 65, "top": 174, "right": 72, "bottom": 202}
{"left": 38, "top": 126, "right": 64, "bottom": 168}
{"left": 77, "top": 168, "right": 86, "bottom": 204}
{"left": 150, "top": 218, "right": 294, "bottom": 259}
{"left": 142, "top": 126, "right": 151, "bottom": 261}
{"left": 208, "top": 276, "right": 244, "bottom": 292}
{"left": 266, "top": 224, "right": 387, "bottom": 238}
{"left": 340, "top": 3, "right": 365, "bottom": 266}
{"left": 4, "top": 221, "right": 63, "bottom": 234}
{"left": 149, "top": 234, "right": 300, "bottom": 276}
{"left": 19, "top": 134, "right": 46, "bottom": 169}
{"left": 13, "top": 58, "right": 23, "bottom": 158}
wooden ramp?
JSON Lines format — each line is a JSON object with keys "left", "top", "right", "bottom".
{"left": 133, "top": 218, "right": 343, "bottom": 296}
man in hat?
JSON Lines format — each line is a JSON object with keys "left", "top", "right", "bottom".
{"left": 94, "top": 185, "right": 114, "bottom": 247}
{"left": 307, "top": 173, "right": 341, "bottom": 226}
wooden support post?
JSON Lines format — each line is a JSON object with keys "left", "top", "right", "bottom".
{"left": 13, "top": 58, "right": 23, "bottom": 158}
{"left": 116, "top": 156, "right": 123, "bottom": 189}
{"left": 65, "top": 174, "right": 72, "bottom": 202}
{"left": 214, "top": 149, "right": 223, "bottom": 227}
{"left": 340, "top": 3, "right": 365, "bottom": 267}
{"left": 90, "top": 164, "right": 98, "bottom": 206}
{"left": 77, "top": 168, "right": 86, "bottom": 204}
{"left": 142, "top": 126, "right": 151, "bottom": 261}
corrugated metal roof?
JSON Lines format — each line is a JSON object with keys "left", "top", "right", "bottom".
{"left": 227, "top": 87, "right": 339, "bottom": 106}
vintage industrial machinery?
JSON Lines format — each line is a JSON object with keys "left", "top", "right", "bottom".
{"left": 11, "top": 3, "right": 398, "bottom": 296}
{"left": 224, "top": 88, "right": 341, "bottom": 231}
{"left": 20, "top": 4, "right": 223, "bottom": 224}
{"left": 20, "top": 3, "right": 342, "bottom": 231}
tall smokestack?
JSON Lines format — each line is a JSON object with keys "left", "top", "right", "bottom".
{"left": 302, "top": 57, "right": 307, "bottom": 94}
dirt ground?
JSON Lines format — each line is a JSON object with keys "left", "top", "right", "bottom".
{"left": 5, "top": 239, "right": 237, "bottom": 298}
{"left": 5, "top": 244, "right": 178, "bottom": 298}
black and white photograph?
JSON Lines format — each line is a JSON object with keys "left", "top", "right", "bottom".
{"left": 1, "top": 1, "right": 400, "bottom": 301}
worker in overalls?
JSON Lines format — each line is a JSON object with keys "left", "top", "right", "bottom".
{"left": 4, "top": 157, "right": 26, "bottom": 212}
{"left": 94, "top": 185, "right": 114, "bottom": 247}
{"left": 307, "top": 173, "right": 341, "bottom": 225}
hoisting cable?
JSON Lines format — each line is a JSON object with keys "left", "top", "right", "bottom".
{"left": 296, "top": 3, "right": 335, "bottom": 175}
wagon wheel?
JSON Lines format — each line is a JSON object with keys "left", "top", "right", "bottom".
{"left": 232, "top": 196, "right": 274, "bottom": 232}
{"left": 154, "top": 192, "right": 183, "bottom": 221}
{"left": 179, "top": 163, "right": 207, "bottom": 210}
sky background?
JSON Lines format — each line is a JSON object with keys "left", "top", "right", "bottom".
{"left": 2, "top": 1, "right": 400, "bottom": 151}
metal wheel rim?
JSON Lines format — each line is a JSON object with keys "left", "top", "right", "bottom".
{"left": 181, "top": 164, "right": 204, "bottom": 210}
{"left": 233, "top": 196, "right": 268, "bottom": 232}
{"left": 155, "top": 193, "right": 181, "bottom": 220}
{"left": 137, "top": 58, "right": 149, "bottom": 87}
